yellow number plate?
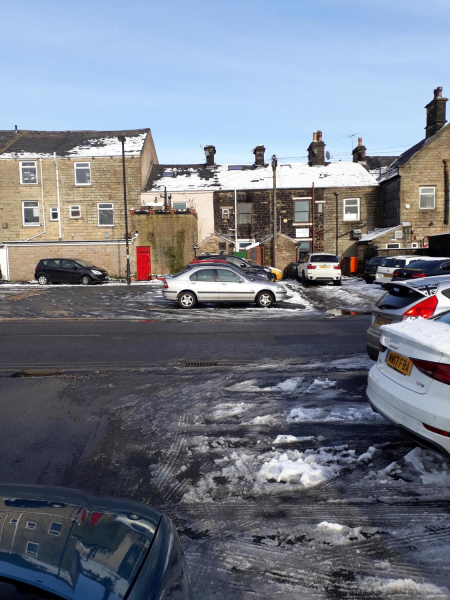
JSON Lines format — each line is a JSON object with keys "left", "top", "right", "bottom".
{"left": 383, "top": 273, "right": 392, "bottom": 278}
{"left": 375, "top": 316, "right": 391, "bottom": 327}
{"left": 319, "top": 265, "right": 329, "bottom": 269}
{"left": 386, "top": 350, "right": 412, "bottom": 376}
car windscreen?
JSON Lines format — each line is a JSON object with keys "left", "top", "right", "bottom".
{"left": 380, "top": 258, "right": 406, "bottom": 268}
{"left": 75, "top": 259, "right": 96, "bottom": 268}
{"left": 376, "top": 286, "right": 424, "bottom": 309}
{"left": 246, "top": 259, "right": 261, "bottom": 267}
{"left": 367, "top": 257, "right": 383, "bottom": 266}
{"left": 434, "top": 311, "right": 450, "bottom": 325}
{"left": 310, "top": 255, "right": 338, "bottom": 263}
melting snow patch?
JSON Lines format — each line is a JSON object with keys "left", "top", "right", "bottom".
{"left": 249, "top": 415, "right": 279, "bottom": 425}
{"left": 358, "top": 576, "right": 449, "bottom": 598}
{"left": 404, "top": 447, "right": 450, "bottom": 485}
{"left": 287, "top": 405, "right": 381, "bottom": 423}
{"left": 212, "top": 402, "right": 249, "bottom": 420}
{"left": 287, "top": 407, "right": 323, "bottom": 422}
{"left": 273, "top": 435, "right": 301, "bottom": 445}
{"left": 358, "top": 446, "right": 378, "bottom": 462}
{"left": 316, "top": 521, "right": 375, "bottom": 545}
{"left": 274, "top": 377, "right": 303, "bottom": 392}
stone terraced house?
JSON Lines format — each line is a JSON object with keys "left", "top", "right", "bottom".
{"left": 0, "top": 128, "right": 158, "bottom": 281}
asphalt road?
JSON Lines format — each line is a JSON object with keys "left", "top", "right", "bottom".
{"left": 0, "top": 316, "right": 370, "bottom": 372}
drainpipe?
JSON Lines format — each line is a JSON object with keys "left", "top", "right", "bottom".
{"left": 311, "top": 182, "right": 315, "bottom": 253}
{"left": 24, "top": 159, "right": 47, "bottom": 242}
{"left": 234, "top": 189, "right": 237, "bottom": 253}
{"left": 444, "top": 159, "right": 449, "bottom": 225}
{"left": 334, "top": 192, "right": 339, "bottom": 256}
{"left": 54, "top": 152, "right": 62, "bottom": 240}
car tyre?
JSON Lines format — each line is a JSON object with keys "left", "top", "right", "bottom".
{"left": 178, "top": 291, "right": 196, "bottom": 309}
{"left": 268, "top": 273, "right": 277, "bottom": 282}
{"left": 81, "top": 275, "right": 92, "bottom": 286}
{"left": 366, "top": 346, "right": 379, "bottom": 361}
{"left": 301, "top": 272, "right": 310, "bottom": 287}
{"left": 37, "top": 274, "right": 49, "bottom": 285}
{"left": 365, "top": 278, "right": 373, "bottom": 284}
{"left": 256, "top": 291, "right": 274, "bottom": 308}
{"left": 333, "top": 279, "right": 342, "bottom": 286}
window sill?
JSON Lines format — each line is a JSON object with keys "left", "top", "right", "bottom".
{"left": 23, "top": 224, "right": 41, "bottom": 227}
{"left": 75, "top": 184, "right": 92, "bottom": 187}
{"left": 20, "top": 183, "right": 39, "bottom": 186}
{"left": 293, "top": 222, "right": 312, "bottom": 226}
{"left": 98, "top": 225, "right": 115, "bottom": 227}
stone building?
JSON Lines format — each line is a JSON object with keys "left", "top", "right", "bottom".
{"left": 143, "top": 137, "right": 380, "bottom": 272}
{"left": 0, "top": 128, "right": 158, "bottom": 280}
{"left": 378, "top": 87, "right": 450, "bottom": 249}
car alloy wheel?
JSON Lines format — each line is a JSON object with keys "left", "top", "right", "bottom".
{"left": 256, "top": 291, "right": 274, "bottom": 308}
{"left": 37, "top": 274, "right": 49, "bottom": 285}
{"left": 178, "top": 292, "right": 196, "bottom": 309}
{"left": 81, "top": 275, "right": 92, "bottom": 285}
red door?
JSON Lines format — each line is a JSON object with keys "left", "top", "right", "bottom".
{"left": 136, "top": 247, "right": 151, "bottom": 280}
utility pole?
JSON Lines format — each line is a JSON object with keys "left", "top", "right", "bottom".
{"left": 272, "top": 154, "right": 277, "bottom": 268}
{"left": 334, "top": 191, "right": 339, "bottom": 256}
{"left": 118, "top": 135, "right": 131, "bottom": 285}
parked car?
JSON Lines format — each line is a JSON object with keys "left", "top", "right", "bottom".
{"left": 392, "top": 258, "right": 450, "bottom": 281}
{"left": 283, "top": 262, "right": 301, "bottom": 280}
{"left": 366, "top": 275, "right": 450, "bottom": 360}
{"left": 35, "top": 258, "right": 108, "bottom": 285}
{"left": 163, "top": 264, "right": 287, "bottom": 308}
{"left": 246, "top": 257, "right": 283, "bottom": 281}
{"left": 367, "top": 312, "right": 450, "bottom": 458}
{"left": 297, "top": 253, "right": 342, "bottom": 286}
{"left": 0, "top": 484, "right": 191, "bottom": 599}
{"left": 363, "top": 256, "right": 385, "bottom": 284}
{"left": 191, "top": 254, "right": 274, "bottom": 280}
{"left": 374, "top": 255, "right": 435, "bottom": 284}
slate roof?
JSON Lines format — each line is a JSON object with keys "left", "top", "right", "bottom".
{"left": 365, "top": 156, "right": 398, "bottom": 170}
{"left": 0, "top": 129, "right": 150, "bottom": 158}
{"left": 143, "top": 160, "right": 378, "bottom": 193}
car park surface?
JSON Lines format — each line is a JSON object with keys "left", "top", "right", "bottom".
{"left": 367, "top": 313, "right": 450, "bottom": 457}
{"left": 35, "top": 258, "right": 108, "bottom": 285}
{"left": 366, "top": 275, "right": 450, "bottom": 360}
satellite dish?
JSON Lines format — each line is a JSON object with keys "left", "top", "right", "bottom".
{"left": 325, "top": 151, "right": 331, "bottom": 160}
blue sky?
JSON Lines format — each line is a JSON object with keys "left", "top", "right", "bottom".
{"left": 1, "top": 0, "right": 449, "bottom": 164}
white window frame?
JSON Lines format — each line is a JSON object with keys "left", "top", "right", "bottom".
{"left": 26, "top": 542, "right": 39, "bottom": 557}
{"left": 172, "top": 201, "right": 187, "bottom": 210}
{"left": 419, "top": 186, "right": 435, "bottom": 210}
{"left": 343, "top": 198, "right": 360, "bottom": 221}
{"left": 70, "top": 205, "right": 81, "bottom": 219}
{"left": 26, "top": 521, "right": 37, "bottom": 530}
{"left": 386, "top": 243, "right": 400, "bottom": 249}
{"left": 74, "top": 162, "right": 91, "bottom": 186}
{"left": 50, "top": 207, "right": 59, "bottom": 221}
{"left": 19, "top": 161, "right": 38, "bottom": 185}
{"left": 48, "top": 522, "right": 63, "bottom": 536}
{"left": 222, "top": 208, "right": 230, "bottom": 219}
{"left": 97, "top": 203, "right": 114, "bottom": 227}
{"left": 237, "top": 239, "right": 253, "bottom": 251}
{"left": 394, "top": 230, "right": 403, "bottom": 240}
{"left": 411, "top": 242, "right": 419, "bottom": 248}
{"left": 22, "top": 201, "right": 40, "bottom": 227}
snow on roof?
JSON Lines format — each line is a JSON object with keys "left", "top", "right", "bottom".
{"left": 0, "top": 129, "right": 149, "bottom": 159}
{"left": 358, "top": 226, "right": 402, "bottom": 242}
{"left": 381, "top": 316, "right": 450, "bottom": 355}
{"left": 144, "top": 161, "right": 379, "bottom": 193}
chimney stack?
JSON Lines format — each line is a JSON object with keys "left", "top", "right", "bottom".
{"left": 253, "top": 145, "right": 265, "bottom": 167}
{"left": 352, "top": 137, "right": 366, "bottom": 162}
{"left": 204, "top": 145, "right": 216, "bottom": 167}
{"left": 425, "top": 86, "right": 448, "bottom": 138}
{"left": 307, "top": 130, "right": 326, "bottom": 166}
{"left": 14, "top": 125, "right": 18, "bottom": 134}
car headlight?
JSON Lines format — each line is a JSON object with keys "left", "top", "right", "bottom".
{"left": 276, "top": 285, "right": 286, "bottom": 291}
{"left": 91, "top": 269, "right": 103, "bottom": 275}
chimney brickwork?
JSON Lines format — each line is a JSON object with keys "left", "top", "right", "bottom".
{"left": 352, "top": 137, "right": 366, "bottom": 162}
{"left": 204, "top": 145, "right": 216, "bottom": 166}
{"left": 253, "top": 145, "right": 266, "bottom": 167}
{"left": 307, "top": 130, "right": 326, "bottom": 166}
{"left": 425, "top": 87, "right": 448, "bottom": 139}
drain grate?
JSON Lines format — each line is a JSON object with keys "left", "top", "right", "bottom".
{"left": 185, "top": 362, "right": 218, "bottom": 368}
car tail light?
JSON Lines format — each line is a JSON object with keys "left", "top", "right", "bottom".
{"left": 393, "top": 270, "right": 400, "bottom": 277}
{"left": 334, "top": 265, "right": 341, "bottom": 270}
{"left": 411, "top": 272, "right": 426, "bottom": 278}
{"left": 307, "top": 264, "right": 316, "bottom": 270}
{"left": 402, "top": 294, "right": 438, "bottom": 320}
{"left": 411, "top": 358, "right": 450, "bottom": 386}
{"left": 423, "top": 423, "right": 450, "bottom": 437}
{"left": 164, "top": 279, "right": 169, "bottom": 289}
{"left": 379, "top": 341, "right": 387, "bottom": 353}
{"left": 35, "top": 266, "right": 38, "bottom": 271}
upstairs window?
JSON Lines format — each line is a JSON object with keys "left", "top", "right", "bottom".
{"left": 419, "top": 187, "right": 435, "bottom": 209}
{"left": 23, "top": 201, "right": 40, "bottom": 226}
{"left": 20, "top": 161, "right": 38, "bottom": 184}
{"left": 343, "top": 198, "right": 360, "bottom": 221}
{"left": 70, "top": 205, "right": 81, "bottom": 219}
{"left": 238, "top": 202, "right": 252, "bottom": 225}
{"left": 98, "top": 203, "right": 114, "bottom": 226}
{"left": 74, "top": 162, "right": 91, "bottom": 185}
{"left": 172, "top": 201, "right": 187, "bottom": 210}
{"left": 50, "top": 207, "right": 59, "bottom": 221}
{"left": 294, "top": 200, "right": 310, "bottom": 223}
{"left": 26, "top": 542, "right": 39, "bottom": 557}
{"left": 48, "top": 522, "right": 63, "bottom": 536}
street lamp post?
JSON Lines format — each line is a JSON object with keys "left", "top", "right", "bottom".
{"left": 118, "top": 135, "right": 131, "bottom": 285}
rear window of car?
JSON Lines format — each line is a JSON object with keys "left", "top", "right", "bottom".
{"left": 381, "top": 258, "right": 406, "bottom": 268}
{"left": 171, "top": 268, "right": 190, "bottom": 278}
{"left": 367, "top": 257, "right": 383, "bottom": 266}
{"left": 404, "top": 260, "right": 440, "bottom": 270}
{"left": 376, "top": 286, "right": 424, "bottom": 309}
{"left": 310, "top": 255, "right": 338, "bottom": 263}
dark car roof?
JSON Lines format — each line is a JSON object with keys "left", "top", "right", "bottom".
{"left": 400, "top": 259, "right": 449, "bottom": 269}
{"left": 0, "top": 484, "right": 161, "bottom": 600}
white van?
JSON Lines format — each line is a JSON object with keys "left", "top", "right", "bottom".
{"left": 375, "top": 255, "right": 437, "bottom": 284}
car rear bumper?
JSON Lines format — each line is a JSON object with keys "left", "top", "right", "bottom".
{"left": 367, "top": 365, "right": 450, "bottom": 457}
{"left": 366, "top": 325, "right": 381, "bottom": 356}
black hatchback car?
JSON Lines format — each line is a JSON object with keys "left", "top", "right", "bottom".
{"left": 392, "top": 258, "right": 450, "bottom": 281}
{"left": 35, "top": 258, "right": 108, "bottom": 285}
{"left": 191, "top": 254, "right": 274, "bottom": 280}
{"left": 363, "top": 256, "right": 385, "bottom": 284}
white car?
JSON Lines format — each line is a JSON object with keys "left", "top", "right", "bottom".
{"left": 375, "top": 255, "right": 436, "bottom": 284}
{"left": 367, "top": 313, "right": 450, "bottom": 457}
{"left": 298, "top": 253, "right": 342, "bottom": 286}
{"left": 163, "top": 265, "right": 287, "bottom": 308}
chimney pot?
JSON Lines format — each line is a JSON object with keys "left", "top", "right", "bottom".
{"left": 14, "top": 125, "right": 18, "bottom": 133}
{"left": 358, "top": 137, "right": 363, "bottom": 146}
{"left": 312, "top": 132, "right": 317, "bottom": 142}
{"left": 317, "top": 130, "right": 323, "bottom": 142}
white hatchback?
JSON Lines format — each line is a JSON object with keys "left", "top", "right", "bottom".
{"left": 375, "top": 255, "right": 435, "bottom": 284}
{"left": 367, "top": 314, "right": 450, "bottom": 457}
{"left": 298, "top": 253, "right": 342, "bottom": 286}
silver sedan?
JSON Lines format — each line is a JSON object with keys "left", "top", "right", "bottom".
{"left": 163, "top": 265, "right": 287, "bottom": 309}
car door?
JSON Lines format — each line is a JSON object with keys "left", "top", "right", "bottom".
{"left": 189, "top": 269, "right": 218, "bottom": 301}
{"left": 62, "top": 259, "right": 81, "bottom": 282}
{"left": 216, "top": 268, "right": 251, "bottom": 301}
{"left": 46, "top": 259, "right": 65, "bottom": 282}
